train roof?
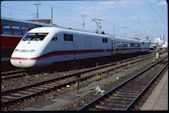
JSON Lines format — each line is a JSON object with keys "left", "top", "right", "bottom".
{"left": 28, "top": 27, "right": 111, "bottom": 38}
{"left": 113, "top": 36, "right": 141, "bottom": 42}
{"left": 1, "top": 17, "right": 58, "bottom": 27}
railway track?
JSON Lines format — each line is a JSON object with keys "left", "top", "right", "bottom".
{"left": 78, "top": 56, "right": 168, "bottom": 111}
{"left": 1, "top": 51, "right": 156, "bottom": 81}
{"left": 1, "top": 69, "right": 27, "bottom": 80}
{"left": 1, "top": 52, "right": 159, "bottom": 110}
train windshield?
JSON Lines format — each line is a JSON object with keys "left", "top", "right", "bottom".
{"left": 22, "top": 33, "right": 48, "bottom": 41}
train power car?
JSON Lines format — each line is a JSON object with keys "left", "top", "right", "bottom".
{"left": 10, "top": 27, "right": 150, "bottom": 68}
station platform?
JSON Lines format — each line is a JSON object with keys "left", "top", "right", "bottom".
{"left": 140, "top": 70, "right": 168, "bottom": 110}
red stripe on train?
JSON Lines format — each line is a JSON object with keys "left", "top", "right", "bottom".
{"left": 11, "top": 48, "right": 149, "bottom": 60}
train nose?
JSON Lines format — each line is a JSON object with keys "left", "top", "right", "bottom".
{"left": 10, "top": 58, "right": 36, "bottom": 68}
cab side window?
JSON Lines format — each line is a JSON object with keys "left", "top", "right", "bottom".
{"left": 64, "top": 34, "right": 73, "bottom": 41}
{"left": 52, "top": 36, "right": 57, "bottom": 41}
{"left": 102, "top": 38, "right": 108, "bottom": 43}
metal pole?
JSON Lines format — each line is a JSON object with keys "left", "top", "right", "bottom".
{"left": 77, "top": 74, "right": 80, "bottom": 94}
{"left": 82, "top": 15, "right": 86, "bottom": 30}
{"left": 113, "top": 25, "right": 115, "bottom": 36}
{"left": 51, "top": 6, "right": 53, "bottom": 24}
{"left": 34, "top": 3, "right": 41, "bottom": 21}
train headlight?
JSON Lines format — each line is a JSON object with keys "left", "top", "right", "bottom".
{"left": 14, "top": 49, "right": 19, "bottom": 52}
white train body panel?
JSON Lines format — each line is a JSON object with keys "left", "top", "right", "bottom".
{"left": 10, "top": 27, "right": 150, "bottom": 68}
{"left": 41, "top": 29, "right": 112, "bottom": 62}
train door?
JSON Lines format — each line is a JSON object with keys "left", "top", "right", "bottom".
{"left": 63, "top": 33, "right": 74, "bottom": 61}
{"left": 139, "top": 43, "right": 141, "bottom": 52}
{"left": 111, "top": 38, "right": 114, "bottom": 56}
{"left": 111, "top": 37, "right": 116, "bottom": 55}
{"left": 73, "top": 34, "right": 77, "bottom": 60}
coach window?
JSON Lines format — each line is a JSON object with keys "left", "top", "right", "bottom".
{"left": 2, "top": 25, "right": 12, "bottom": 34}
{"left": 116, "top": 42, "right": 128, "bottom": 47}
{"left": 22, "top": 27, "right": 29, "bottom": 35}
{"left": 130, "top": 43, "right": 139, "bottom": 47}
{"left": 12, "top": 26, "right": 21, "bottom": 35}
{"left": 102, "top": 38, "right": 108, "bottom": 43}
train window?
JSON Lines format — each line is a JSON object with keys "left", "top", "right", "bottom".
{"left": 64, "top": 34, "right": 73, "bottom": 41}
{"left": 116, "top": 42, "right": 128, "bottom": 47}
{"left": 12, "top": 26, "right": 21, "bottom": 35}
{"left": 64, "top": 34, "right": 69, "bottom": 41}
{"left": 130, "top": 43, "right": 139, "bottom": 47}
{"left": 102, "top": 38, "right": 108, "bottom": 43}
{"left": 2, "top": 25, "right": 12, "bottom": 34}
{"left": 69, "top": 34, "right": 73, "bottom": 41}
{"left": 52, "top": 36, "right": 57, "bottom": 41}
{"left": 22, "top": 27, "right": 29, "bottom": 35}
{"left": 22, "top": 33, "right": 48, "bottom": 41}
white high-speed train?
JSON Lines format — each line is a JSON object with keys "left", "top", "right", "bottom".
{"left": 10, "top": 27, "right": 150, "bottom": 68}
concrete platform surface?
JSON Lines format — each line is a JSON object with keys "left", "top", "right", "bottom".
{"left": 140, "top": 70, "right": 168, "bottom": 110}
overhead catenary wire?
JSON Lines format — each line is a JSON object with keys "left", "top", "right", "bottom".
{"left": 41, "top": 2, "right": 122, "bottom": 33}
{"left": 2, "top": 4, "right": 81, "bottom": 28}
{"left": 1, "top": 1, "right": 137, "bottom": 35}
{"left": 89, "top": 1, "right": 149, "bottom": 38}
{"left": 1, "top": 1, "right": 167, "bottom": 40}
{"left": 1, "top": 6, "right": 36, "bottom": 19}
{"left": 146, "top": 0, "right": 167, "bottom": 26}
{"left": 92, "top": 0, "right": 167, "bottom": 39}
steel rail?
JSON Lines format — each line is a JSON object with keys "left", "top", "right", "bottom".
{"left": 1, "top": 53, "right": 155, "bottom": 108}
{"left": 125, "top": 62, "right": 168, "bottom": 110}
{"left": 1, "top": 53, "right": 153, "bottom": 95}
{"left": 78, "top": 56, "right": 168, "bottom": 111}
{"left": 1, "top": 73, "right": 27, "bottom": 80}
